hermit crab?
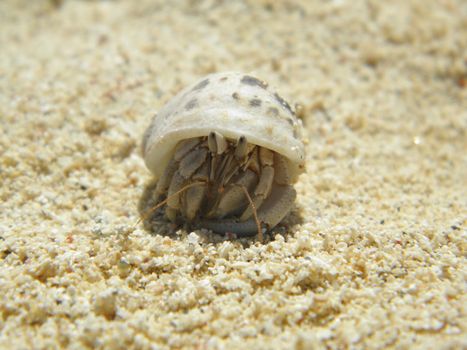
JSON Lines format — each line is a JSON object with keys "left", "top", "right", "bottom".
{"left": 142, "top": 72, "right": 305, "bottom": 239}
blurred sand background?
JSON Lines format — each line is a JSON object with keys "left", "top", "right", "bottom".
{"left": 0, "top": 0, "right": 466, "bottom": 349}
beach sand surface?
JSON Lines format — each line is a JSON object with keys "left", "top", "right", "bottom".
{"left": 0, "top": 0, "right": 466, "bottom": 349}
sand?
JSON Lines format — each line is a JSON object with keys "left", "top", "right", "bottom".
{"left": 0, "top": 0, "right": 466, "bottom": 349}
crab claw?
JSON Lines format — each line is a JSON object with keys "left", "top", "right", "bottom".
{"left": 199, "top": 184, "right": 296, "bottom": 237}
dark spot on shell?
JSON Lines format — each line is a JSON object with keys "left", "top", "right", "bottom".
{"left": 232, "top": 92, "right": 239, "bottom": 100}
{"left": 293, "top": 128, "right": 299, "bottom": 139}
{"left": 267, "top": 107, "right": 279, "bottom": 117}
{"left": 220, "top": 76, "right": 228, "bottom": 82}
{"left": 249, "top": 98, "right": 262, "bottom": 107}
{"left": 286, "top": 117, "right": 294, "bottom": 126}
{"left": 185, "top": 98, "right": 198, "bottom": 110}
{"left": 241, "top": 75, "right": 268, "bottom": 89}
{"left": 274, "top": 92, "right": 294, "bottom": 115}
{"left": 192, "top": 78, "right": 209, "bottom": 91}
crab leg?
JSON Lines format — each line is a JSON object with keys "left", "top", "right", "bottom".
{"left": 239, "top": 148, "right": 274, "bottom": 221}
{"left": 165, "top": 171, "right": 186, "bottom": 222}
{"left": 206, "top": 134, "right": 254, "bottom": 216}
{"left": 199, "top": 218, "right": 261, "bottom": 237}
{"left": 207, "top": 169, "right": 257, "bottom": 218}
{"left": 165, "top": 143, "right": 207, "bottom": 221}
{"left": 248, "top": 152, "right": 297, "bottom": 229}
{"left": 182, "top": 161, "right": 209, "bottom": 221}
{"left": 200, "top": 184, "right": 296, "bottom": 236}
{"left": 222, "top": 141, "right": 257, "bottom": 186}
{"left": 178, "top": 147, "right": 208, "bottom": 178}
{"left": 155, "top": 157, "right": 179, "bottom": 199}
{"left": 156, "top": 135, "right": 205, "bottom": 200}
{"left": 256, "top": 184, "right": 296, "bottom": 228}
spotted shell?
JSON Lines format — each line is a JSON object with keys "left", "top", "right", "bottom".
{"left": 142, "top": 71, "right": 305, "bottom": 181}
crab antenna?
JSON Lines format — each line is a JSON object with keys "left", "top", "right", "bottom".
{"left": 136, "top": 181, "right": 207, "bottom": 228}
{"left": 237, "top": 184, "right": 262, "bottom": 242}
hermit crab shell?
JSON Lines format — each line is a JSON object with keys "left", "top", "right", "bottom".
{"left": 142, "top": 72, "right": 305, "bottom": 181}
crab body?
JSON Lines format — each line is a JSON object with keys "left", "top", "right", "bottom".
{"left": 142, "top": 72, "right": 305, "bottom": 236}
